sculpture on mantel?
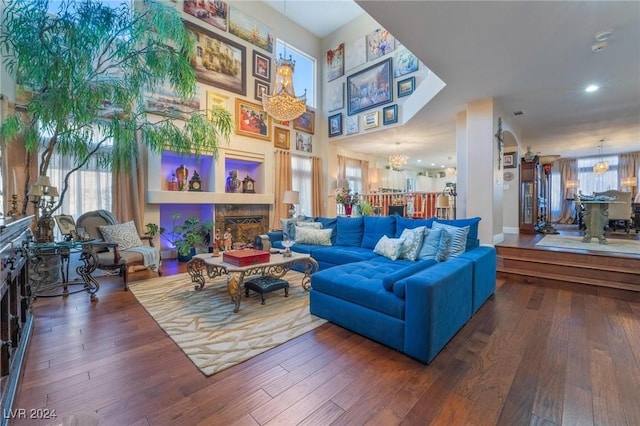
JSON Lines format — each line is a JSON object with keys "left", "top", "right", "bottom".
{"left": 226, "top": 170, "right": 242, "bottom": 193}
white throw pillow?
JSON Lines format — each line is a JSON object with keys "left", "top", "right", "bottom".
{"left": 98, "top": 221, "right": 143, "bottom": 251}
{"left": 399, "top": 226, "right": 426, "bottom": 261}
{"left": 294, "top": 227, "right": 333, "bottom": 246}
{"left": 373, "top": 235, "right": 406, "bottom": 261}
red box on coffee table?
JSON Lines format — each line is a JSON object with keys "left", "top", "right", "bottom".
{"left": 223, "top": 249, "right": 271, "bottom": 267}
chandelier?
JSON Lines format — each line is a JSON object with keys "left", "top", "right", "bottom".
{"left": 262, "top": 1, "right": 306, "bottom": 121}
{"left": 593, "top": 139, "right": 609, "bottom": 175}
{"left": 389, "top": 154, "right": 408, "bottom": 170}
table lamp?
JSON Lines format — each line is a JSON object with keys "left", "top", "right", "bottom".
{"left": 283, "top": 190, "right": 300, "bottom": 218}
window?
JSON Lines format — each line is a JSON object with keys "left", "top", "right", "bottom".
{"left": 577, "top": 155, "right": 619, "bottom": 195}
{"left": 345, "top": 158, "right": 364, "bottom": 195}
{"left": 276, "top": 40, "right": 316, "bottom": 108}
{"left": 291, "top": 155, "right": 312, "bottom": 217}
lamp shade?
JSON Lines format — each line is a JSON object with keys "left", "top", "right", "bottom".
{"left": 621, "top": 176, "right": 637, "bottom": 188}
{"left": 283, "top": 190, "right": 299, "bottom": 205}
{"left": 565, "top": 180, "right": 580, "bottom": 189}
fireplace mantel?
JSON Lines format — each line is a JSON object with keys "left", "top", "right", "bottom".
{"left": 147, "top": 192, "right": 274, "bottom": 205}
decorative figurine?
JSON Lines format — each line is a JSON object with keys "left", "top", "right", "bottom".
{"left": 213, "top": 228, "right": 221, "bottom": 257}
{"left": 188, "top": 170, "right": 202, "bottom": 191}
{"left": 223, "top": 227, "right": 233, "bottom": 251}
{"left": 226, "top": 170, "right": 242, "bottom": 193}
{"left": 242, "top": 175, "right": 256, "bottom": 193}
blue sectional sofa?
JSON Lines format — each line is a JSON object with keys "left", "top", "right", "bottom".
{"left": 258, "top": 215, "right": 496, "bottom": 364}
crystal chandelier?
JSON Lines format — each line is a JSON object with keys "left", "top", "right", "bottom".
{"left": 262, "top": 0, "right": 306, "bottom": 121}
{"left": 389, "top": 142, "right": 408, "bottom": 170}
{"left": 593, "top": 139, "right": 609, "bottom": 175}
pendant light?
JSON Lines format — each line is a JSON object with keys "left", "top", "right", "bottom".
{"left": 593, "top": 139, "right": 609, "bottom": 175}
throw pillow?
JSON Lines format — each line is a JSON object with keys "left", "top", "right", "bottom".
{"left": 280, "top": 217, "right": 313, "bottom": 240}
{"left": 296, "top": 221, "right": 322, "bottom": 229}
{"left": 418, "top": 227, "right": 448, "bottom": 262}
{"left": 433, "top": 217, "right": 481, "bottom": 250}
{"left": 294, "top": 227, "right": 333, "bottom": 246}
{"left": 399, "top": 226, "right": 426, "bottom": 261}
{"left": 432, "top": 221, "right": 470, "bottom": 258}
{"left": 98, "top": 221, "right": 143, "bottom": 251}
{"left": 373, "top": 235, "right": 405, "bottom": 261}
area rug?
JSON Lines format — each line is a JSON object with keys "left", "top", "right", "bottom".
{"left": 536, "top": 235, "right": 640, "bottom": 255}
{"left": 128, "top": 271, "right": 326, "bottom": 376}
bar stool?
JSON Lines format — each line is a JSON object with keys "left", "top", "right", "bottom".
{"left": 435, "top": 195, "right": 451, "bottom": 219}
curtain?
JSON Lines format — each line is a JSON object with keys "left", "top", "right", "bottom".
{"left": 311, "top": 156, "right": 323, "bottom": 216}
{"left": 555, "top": 158, "right": 578, "bottom": 223}
{"left": 619, "top": 151, "right": 640, "bottom": 200}
{"left": 112, "top": 137, "right": 146, "bottom": 231}
{"left": 291, "top": 155, "right": 312, "bottom": 216}
{"left": 273, "top": 150, "right": 292, "bottom": 229}
{"left": 361, "top": 160, "right": 370, "bottom": 194}
{"left": 337, "top": 155, "right": 347, "bottom": 186}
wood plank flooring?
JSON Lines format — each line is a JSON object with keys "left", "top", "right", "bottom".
{"left": 10, "top": 230, "right": 640, "bottom": 425}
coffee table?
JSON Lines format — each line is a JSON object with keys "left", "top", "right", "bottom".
{"left": 186, "top": 252, "right": 319, "bottom": 313}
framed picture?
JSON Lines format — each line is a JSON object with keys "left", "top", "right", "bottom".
{"left": 229, "top": 6, "right": 273, "bottom": 53}
{"left": 274, "top": 127, "right": 290, "bottom": 149}
{"left": 54, "top": 214, "right": 76, "bottom": 236}
{"left": 254, "top": 80, "right": 269, "bottom": 102}
{"left": 327, "top": 80, "right": 344, "bottom": 112}
{"left": 327, "top": 43, "right": 345, "bottom": 82}
{"left": 345, "top": 115, "right": 359, "bottom": 135}
{"left": 235, "top": 98, "right": 271, "bottom": 141}
{"left": 363, "top": 111, "right": 379, "bottom": 129}
{"left": 393, "top": 47, "right": 419, "bottom": 78}
{"left": 207, "top": 91, "right": 230, "bottom": 116}
{"left": 293, "top": 110, "right": 315, "bottom": 134}
{"left": 328, "top": 113, "right": 343, "bottom": 137}
{"left": 185, "top": 21, "right": 246, "bottom": 96}
{"left": 183, "top": 0, "right": 228, "bottom": 31}
{"left": 397, "top": 76, "right": 415, "bottom": 97}
{"left": 383, "top": 104, "right": 398, "bottom": 125}
{"left": 252, "top": 50, "right": 271, "bottom": 82}
{"left": 345, "top": 36, "right": 366, "bottom": 71}
{"left": 273, "top": 118, "right": 290, "bottom": 127}
{"left": 144, "top": 81, "right": 201, "bottom": 120}
{"left": 504, "top": 152, "right": 517, "bottom": 169}
{"left": 366, "top": 28, "right": 395, "bottom": 61}
{"left": 347, "top": 58, "right": 393, "bottom": 115}
{"left": 295, "top": 132, "right": 312, "bottom": 153}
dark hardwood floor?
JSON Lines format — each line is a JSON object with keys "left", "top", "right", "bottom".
{"left": 10, "top": 227, "right": 640, "bottom": 425}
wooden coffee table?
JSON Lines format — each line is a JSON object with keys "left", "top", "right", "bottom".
{"left": 186, "top": 252, "right": 318, "bottom": 313}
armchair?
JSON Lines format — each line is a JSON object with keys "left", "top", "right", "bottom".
{"left": 594, "top": 190, "right": 632, "bottom": 233}
{"left": 76, "top": 210, "right": 162, "bottom": 289}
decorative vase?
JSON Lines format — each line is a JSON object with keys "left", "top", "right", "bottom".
{"left": 175, "top": 165, "right": 188, "bottom": 191}
{"left": 343, "top": 204, "right": 353, "bottom": 216}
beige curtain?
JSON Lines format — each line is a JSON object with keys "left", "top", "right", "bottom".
{"left": 112, "top": 138, "right": 146, "bottom": 231}
{"left": 337, "top": 155, "right": 347, "bottom": 186}
{"left": 557, "top": 158, "right": 578, "bottom": 223}
{"left": 273, "top": 150, "right": 292, "bottom": 229}
{"left": 361, "top": 160, "right": 369, "bottom": 194}
{"left": 619, "top": 151, "right": 640, "bottom": 200}
{"left": 311, "top": 156, "right": 323, "bottom": 216}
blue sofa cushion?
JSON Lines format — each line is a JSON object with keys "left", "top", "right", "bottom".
{"left": 311, "top": 262, "right": 406, "bottom": 319}
{"left": 417, "top": 227, "right": 449, "bottom": 261}
{"left": 361, "top": 216, "right": 396, "bottom": 249}
{"left": 336, "top": 216, "right": 364, "bottom": 247}
{"left": 432, "top": 217, "right": 481, "bottom": 250}
{"left": 432, "top": 222, "right": 470, "bottom": 259}
{"left": 382, "top": 258, "right": 438, "bottom": 292}
{"left": 395, "top": 216, "right": 435, "bottom": 238}
{"left": 312, "top": 246, "right": 378, "bottom": 266}
{"left": 315, "top": 217, "right": 337, "bottom": 244}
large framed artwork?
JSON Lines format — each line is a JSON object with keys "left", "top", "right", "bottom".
{"left": 327, "top": 43, "right": 345, "bottom": 82}
{"left": 229, "top": 6, "right": 273, "bottom": 53}
{"left": 293, "top": 110, "right": 315, "bottom": 134}
{"left": 252, "top": 50, "right": 271, "bottom": 82}
{"left": 366, "top": 28, "right": 395, "bottom": 61}
{"left": 185, "top": 21, "right": 246, "bottom": 96}
{"left": 235, "top": 98, "right": 271, "bottom": 141}
{"left": 183, "top": 0, "right": 228, "bottom": 31}
{"left": 347, "top": 58, "right": 393, "bottom": 115}
{"left": 144, "top": 81, "right": 201, "bottom": 119}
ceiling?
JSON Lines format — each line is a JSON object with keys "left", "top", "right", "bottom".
{"left": 265, "top": 1, "right": 640, "bottom": 170}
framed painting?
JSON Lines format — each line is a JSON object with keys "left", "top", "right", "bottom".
{"left": 397, "top": 76, "right": 415, "bottom": 97}
{"left": 293, "top": 110, "right": 315, "bottom": 135}
{"left": 328, "top": 113, "right": 343, "bottom": 137}
{"left": 144, "top": 81, "right": 201, "bottom": 120}
{"left": 229, "top": 6, "right": 273, "bottom": 53}
{"left": 393, "top": 47, "right": 419, "bottom": 77}
{"left": 347, "top": 58, "right": 393, "bottom": 115}
{"left": 274, "top": 127, "right": 290, "bottom": 149}
{"left": 273, "top": 118, "right": 290, "bottom": 127}
{"left": 295, "top": 132, "right": 312, "bottom": 153}
{"left": 366, "top": 28, "right": 395, "bottom": 61}
{"left": 327, "top": 43, "right": 345, "bottom": 82}
{"left": 504, "top": 152, "right": 517, "bottom": 169}
{"left": 345, "top": 36, "right": 366, "bottom": 71}
{"left": 252, "top": 50, "right": 271, "bottom": 82}
{"left": 235, "top": 98, "right": 271, "bottom": 141}
{"left": 345, "top": 115, "right": 359, "bottom": 135}
{"left": 183, "top": 0, "right": 228, "bottom": 31}
{"left": 363, "top": 111, "right": 379, "bottom": 129}
{"left": 207, "top": 91, "right": 230, "bottom": 112}
{"left": 383, "top": 104, "right": 398, "bottom": 125}
{"left": 327, "top": 81, "right": 344, "bottom": 112}
{"left": 54, "top": 214, "right": 76, "bottom": 236}
{"left": 254, "top": 80, "right": 269, "bottom": 102}
{"left": 185, "top": 21, "right": 246, "bottom": 96}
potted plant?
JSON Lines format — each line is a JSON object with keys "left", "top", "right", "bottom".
{"left": 335, "top": 187, "right": 360, "bottom": 216}
{"left": 150, "top": 214, "right": 212, "bottom": 262}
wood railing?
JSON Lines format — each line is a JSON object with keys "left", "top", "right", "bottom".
{"left": 331, "top": 192, "right": 446, "bottom": 218}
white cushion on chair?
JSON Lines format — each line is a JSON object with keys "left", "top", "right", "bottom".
{"left": 98, "top": 221, "right": 143, "bottom": 251}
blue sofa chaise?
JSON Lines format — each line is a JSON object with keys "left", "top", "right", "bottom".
{"left": 258, "top": 215, "right": 496, "bottom": 364}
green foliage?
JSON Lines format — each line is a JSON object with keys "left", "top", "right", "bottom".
{"left": 358, "top": 199, "right": 373, "bottom": 216}
{"left": 157, "top": 213, "right": 212, "bottom": 257}
{"left": 0, "top": 0, "right": 232, "bottom": 211}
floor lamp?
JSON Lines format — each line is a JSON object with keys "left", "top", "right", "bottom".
{"left": 537, "top": 155, "right": 560, "bottom": 234}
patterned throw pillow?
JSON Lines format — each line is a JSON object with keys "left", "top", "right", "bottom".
{"left": 296, "top": 221, "right": 322, "bottom": 230}
{"left": 373, "top": 235, "right": 406, "bottom": 261}
{"left": 432, "top": 221, "right": 470, "bottom": 258}
{"left": 280, "top": 217, "right": 314, "bottom": 240}
{"left": 399, "top": 226, "right": 426, "bottom": 261}
{"left": 294, "top": 227, "right": 333, "bottom": 246}
{"left": 98, "top": 220, "right": 143, "bottom": 251}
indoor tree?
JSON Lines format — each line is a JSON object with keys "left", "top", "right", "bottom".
{"left": 0, "top": 0, "right": 232, "bottom": 214}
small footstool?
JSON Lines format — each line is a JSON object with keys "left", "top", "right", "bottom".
{"left": 244, "top": 276, "right": 289, "bottom": 305}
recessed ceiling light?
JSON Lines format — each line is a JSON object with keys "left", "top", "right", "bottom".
{"left": 417, "top": 159, "right": 422, "bottom": 163}
{"left": 585, "top": 85, "right": 599, "bottom": 93}
{"left": 440, "top": 165, "right": 445, "bottom": 168}
{"left": 430, "top": 163, "right": 435, "bottom": 167}
{"left": 594, "top": 29, "right": 614, "bottom": 42}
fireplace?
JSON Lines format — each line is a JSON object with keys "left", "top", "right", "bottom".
{"left": 215, "top": 205, "right": 269, "bottom": 249}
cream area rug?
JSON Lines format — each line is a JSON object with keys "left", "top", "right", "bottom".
{"left": 536, "top": 235, "right": 640, "bottom": 255}
{"left": 129, "top": 271, "right": 326, "bottom": 376}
